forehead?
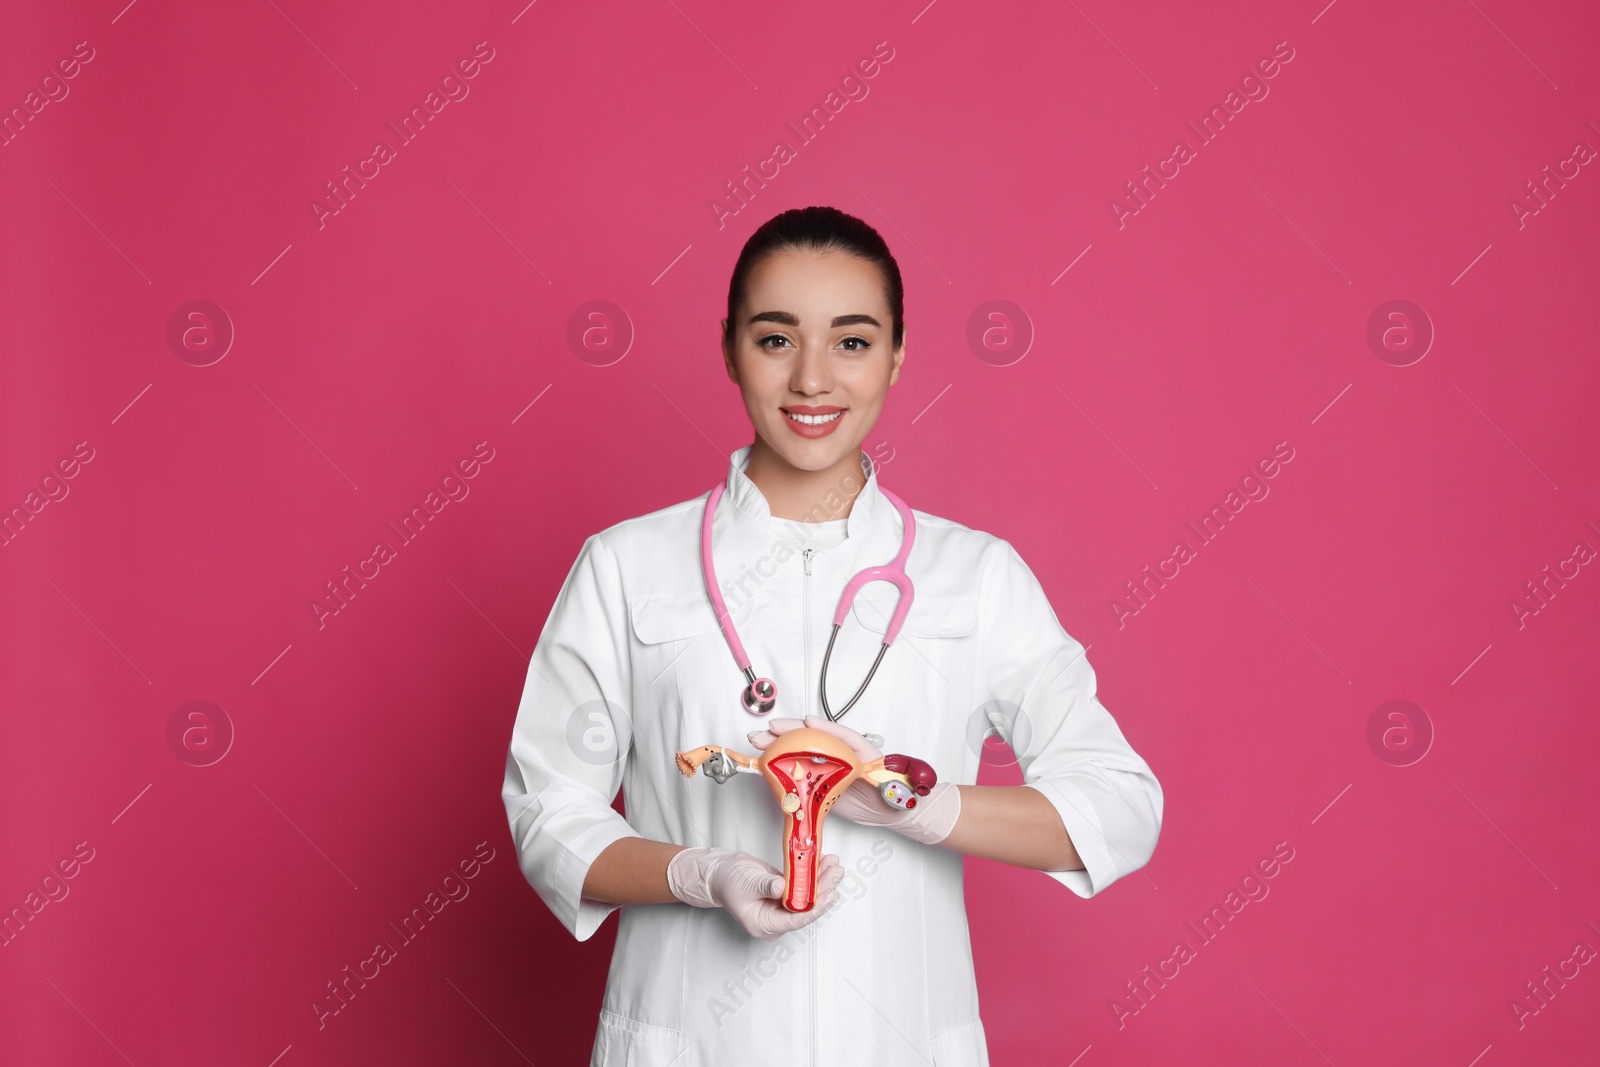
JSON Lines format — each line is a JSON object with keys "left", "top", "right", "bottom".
{"left": 742, "top": 247, "right": 889, "bottom": 318}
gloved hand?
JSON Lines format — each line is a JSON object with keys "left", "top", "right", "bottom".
{"left": 666, "top": 845, "right": 844, "bottom": 941}
{"left": 748, "top": 715, "right": 961, "bottom": 847}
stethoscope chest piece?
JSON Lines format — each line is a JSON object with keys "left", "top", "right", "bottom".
{"left": 741, "top": 672, "right": 777, "bottom": 716}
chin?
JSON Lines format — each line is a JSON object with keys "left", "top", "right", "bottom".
{"left": 765, "top": 430, "right": 861, "bottom": 472}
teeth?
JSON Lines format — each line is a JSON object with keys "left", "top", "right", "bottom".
{"left": 786, "top": 410, "right": 842, "bottom": 425}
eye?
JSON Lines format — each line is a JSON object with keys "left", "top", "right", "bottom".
{"left": 757, "top": 334, "right": 792, "bottom": 351}
{"left": 838, "top": 336, "right": 871, "bottom": 353}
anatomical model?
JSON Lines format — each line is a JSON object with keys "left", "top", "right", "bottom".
{"left": 676, "top": 725, "right": 937, "bottom": 912}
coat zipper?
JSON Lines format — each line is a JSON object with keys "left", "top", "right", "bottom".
{"left": 801, "top": 544, "right": 816, "bottom": 1067}
{"left": 802, "top": 548, "right": 814, "bottom": 718}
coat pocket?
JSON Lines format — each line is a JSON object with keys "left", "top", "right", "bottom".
{"left": 851, "top": 592, "right": 978, "bottom": 639}
{"left": 626, "top": 593, "right": 753, "bottom": 752}
{"left": 628, "top": 595, "right": 724, "bottom": 705}
{"left": 628, "top": 594, "right": 724, "bottom": 645}
{"left": 929, "top": 1016, "right": 990, "bottom": 1066}
{"left": 591, "top": 1008, "right": 688, "bottom": 1067}
{"left": 846, "top": 593, "right": 979, "bottom": 759}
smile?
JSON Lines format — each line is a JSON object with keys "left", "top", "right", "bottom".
{"left": 785, "top": 411, "right": 843, "bottom": 425}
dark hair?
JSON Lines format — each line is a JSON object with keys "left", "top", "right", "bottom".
{"left": 723, "top": 205, "right": 905, "bottom": 350}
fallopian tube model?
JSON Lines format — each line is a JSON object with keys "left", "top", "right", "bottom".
{"left": 676, "top": 726, "right": 937, "bottom": 913}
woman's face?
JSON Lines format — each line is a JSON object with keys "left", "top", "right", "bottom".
{"left": 721, "top": 247, "right": 904, "bottom": 473}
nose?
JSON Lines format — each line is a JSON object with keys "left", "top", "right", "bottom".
{"left": 788, "top": 340, "right": 832, "bottom": 396}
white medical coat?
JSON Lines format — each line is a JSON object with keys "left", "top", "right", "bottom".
{"left": 502, "top": 445, "right": 1163, "bottom": 1067}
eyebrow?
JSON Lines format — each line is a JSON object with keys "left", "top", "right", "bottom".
{"left": 747, "top": 311, "right": 882, "bottom": 329}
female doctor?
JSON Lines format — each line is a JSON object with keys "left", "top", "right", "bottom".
{"left": 502, "top": 206, "right": 1162, "bottom": 1067}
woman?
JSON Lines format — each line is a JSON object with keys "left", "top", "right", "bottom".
{"left": 502, "top": 206, "right": 1162, "bottom": 1066}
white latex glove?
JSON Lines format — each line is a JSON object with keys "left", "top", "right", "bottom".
{"left": 748, "top": 715, "right": 961, "bottom": 847}
{"left": 666, "top": 845, "right": 844, "bottom": 941}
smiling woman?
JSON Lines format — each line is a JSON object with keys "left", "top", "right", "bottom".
{"left": 715, "top": 206, "right": 906, "bottom": 520}
{"left": 501, "top": 205, "right": 1163, "bottom": 1067}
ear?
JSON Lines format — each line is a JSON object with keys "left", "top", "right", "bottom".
{"left": 720, "top": 322, "right": 740, "bottom": 384}
{"left": 888, "top": 330, "right": 906, "bottom": 387}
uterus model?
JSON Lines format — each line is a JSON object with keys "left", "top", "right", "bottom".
{"left": 675, "top": 726, "right": 937, "bottom": 912}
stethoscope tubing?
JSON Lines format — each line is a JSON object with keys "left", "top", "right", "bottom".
{"left": 700, "top": 478, "right": 916, "bottom": 720}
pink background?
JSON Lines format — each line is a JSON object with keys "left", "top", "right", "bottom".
{"left": 3, "top": 0, "right": 1598, "bottom": 1064}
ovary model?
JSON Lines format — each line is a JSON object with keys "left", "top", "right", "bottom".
{"left": 675, "top": 726, "right": 936, "bottom": 912}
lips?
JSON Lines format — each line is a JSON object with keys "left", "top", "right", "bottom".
{"left": 764, "top": 751, "right": 856, "bottom": 911}
{"left": 781, "top": 405, "right": 845, "bottom": 439}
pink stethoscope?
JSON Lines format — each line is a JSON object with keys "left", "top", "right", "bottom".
{"left": 700, "top": 480, "right": 917, "bottom": 722}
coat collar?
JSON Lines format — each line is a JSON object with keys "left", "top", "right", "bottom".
{"left": 704, "top": 444, "right": 906, "bottom": 622}
{"left": 721, "top": 443, "right": 888, "bottom": 544}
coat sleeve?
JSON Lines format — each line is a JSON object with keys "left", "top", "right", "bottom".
{"left": 976, "top": 540, "right": 1163, "bottom": 898}
{"left": 502, "top": 533, "right": 642, "bottom": 940}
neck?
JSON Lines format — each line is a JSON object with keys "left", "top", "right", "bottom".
{"left": 743, "top": 437, "right": 867, "bottom": 522}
